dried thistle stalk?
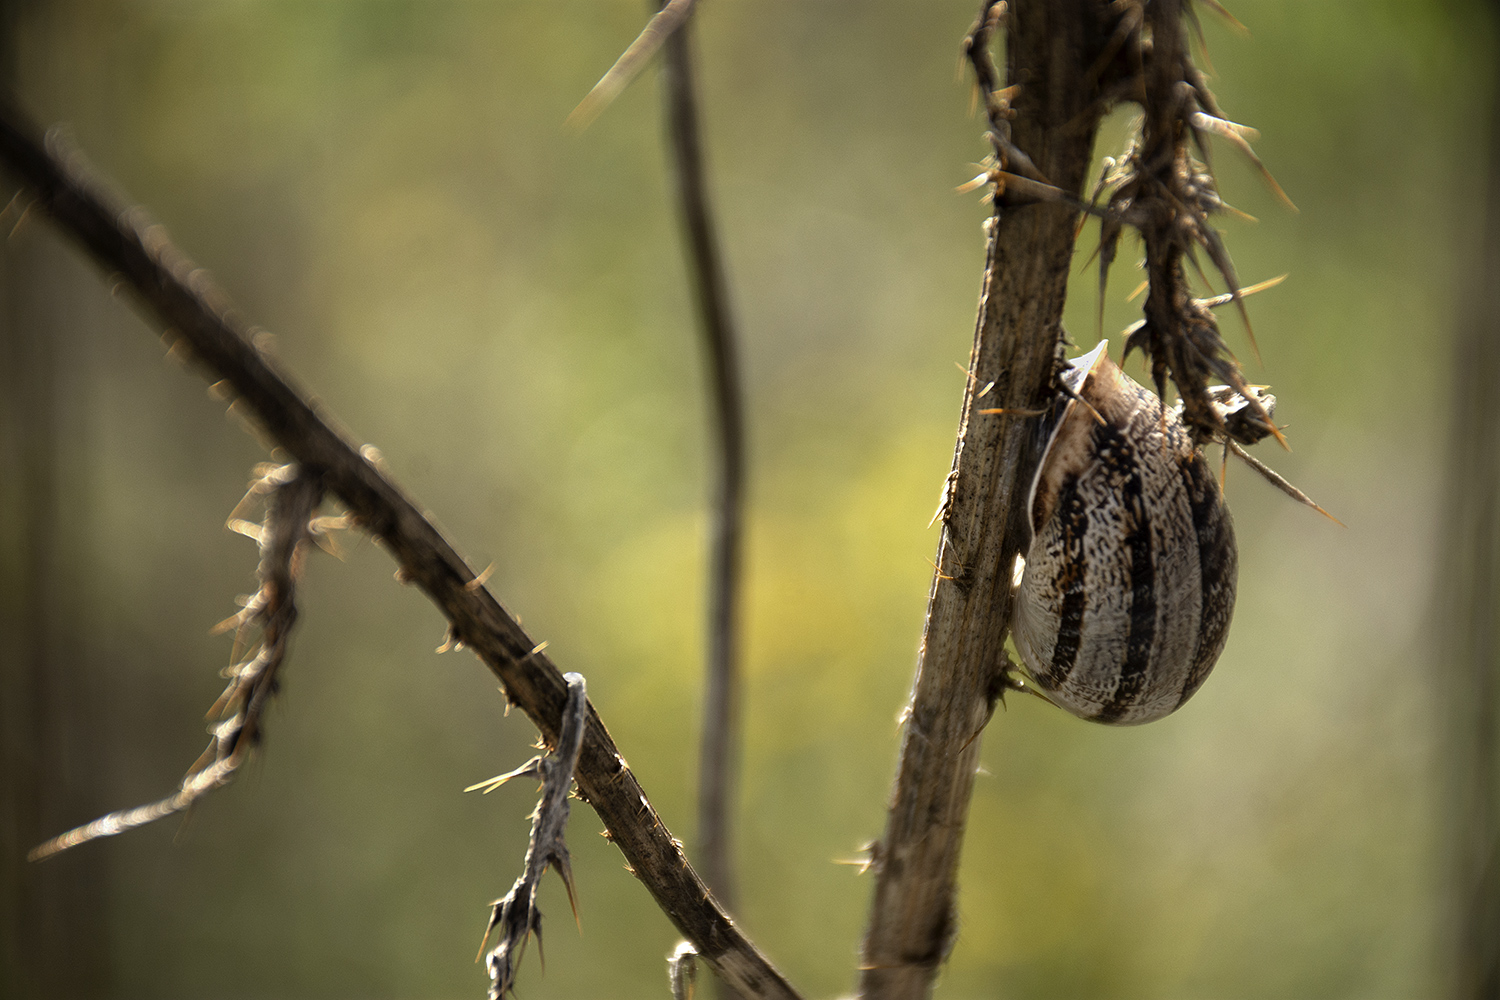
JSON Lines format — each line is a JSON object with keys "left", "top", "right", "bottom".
{"left": 1091, "top": 0, "right": 1294, "bottom": 447}
{"left": 29, "top": 463, "right": 323, "bottom": 861}
{"left": 470, "top": 671, "right": 587, "bottom": 999}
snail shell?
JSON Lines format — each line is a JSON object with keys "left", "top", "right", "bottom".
{"left": 1011, "top": 341, "right": 1237, "bottom": 725}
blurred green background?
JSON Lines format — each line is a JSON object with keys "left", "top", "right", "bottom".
{"left": 1, "top": 1, "right": 1494, "bottom": 997}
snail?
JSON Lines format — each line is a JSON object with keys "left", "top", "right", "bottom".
{"left": 1008, "top": 341, "right": 1239, "bottom": 725}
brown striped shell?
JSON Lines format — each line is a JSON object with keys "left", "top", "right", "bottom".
{"left": 1011, "top": 342, "right": 1237, "bottom": 725}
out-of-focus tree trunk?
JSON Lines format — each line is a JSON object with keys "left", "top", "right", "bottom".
{"left": 1442, "top": 7, "right": 1500, "bottom": 998}
{"left": 0, "top": 4, "right": 111, "bottom": 995}
{"left": 0, "top": 204, "right": 113, "bottom": 1000}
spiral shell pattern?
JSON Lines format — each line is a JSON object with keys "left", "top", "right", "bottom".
{"left": 1012, "top": 343, "right": 1237, "bottom": 725}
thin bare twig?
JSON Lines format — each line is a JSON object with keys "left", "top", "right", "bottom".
{"left": 670, "top": 940, "right": 700, "bottom": 1000}
{"left": 660, "top": 5, "right": 746, "bottom": 926}
{"left": 470, "top": 672, "right": 587, "bottom": 1000}
{"left": 567, "top": 0, "right": 699, "bottom": 129}
{"left": 27, "top": 463, "right": 323, "bottom": 861}
{"left": 0, "top": 100, "right": 801, "bottom": 1000}
{"left": 858, "top": 4, "right": 1113, "bottom": 997}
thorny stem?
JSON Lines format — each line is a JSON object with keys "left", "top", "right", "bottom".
{"left": 1099, "top": 0, "right": 1288, "bottom": 447}
{"left": 660, "top": 6, "right": 747, "bottom": 928}
{"left": 27, "top": 464, "right": 323, "bottom": 861}
{"left": 859, "top": 3, "right": 1294, "bottom": 996}
{"left": 0, "top": 101, "right": 802, "bottom": 1000}
{"left": 857, "top": 4, "right": 1111, "bottom": 998}
{"left": 476, "top": 673, "right": 588, "bottom": 1000}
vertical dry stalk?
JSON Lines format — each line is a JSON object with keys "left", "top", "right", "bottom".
{"left": 1442, "top": 12, "right": 1500, "bottom": 993}
{"left": 661, "top": 9, "right": 747, "bottom": 926}
{"left": 858, "top": 4, "right": 1112, "bottom": 997}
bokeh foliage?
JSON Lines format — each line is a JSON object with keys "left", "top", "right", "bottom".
{"left": 5, "top": 1, "right": 1494, "bottom": 996}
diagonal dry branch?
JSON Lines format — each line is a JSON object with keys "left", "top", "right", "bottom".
{"left": 0, "top": 101, "right": 801, "bottom": 1000}
{"left": 567, "top": 0, "right": 698, "bottom": 129}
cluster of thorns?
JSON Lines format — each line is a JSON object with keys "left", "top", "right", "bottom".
{"left": 28, "top": 464, "right": 336, "bottom": 861}
{"left": 962, "top": 0, "right": 1333, "bottom": 518}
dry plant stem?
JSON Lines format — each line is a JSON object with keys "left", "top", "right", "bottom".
{"left": 661, "top": 10, "right": 746, "bottom": 923}
{"left": 27, "top": 464, "right": 322, "bottom": 861}
{"left": 478, "top": 672, "right": 587, "bottom": 1000}
{"left": 568, "top": 0, "right": 698, "bottom": 128}
{"left": 1096, "top": 0, "right": 1285, "bottom": 447}
{"left": 1443, "top": 19, "right": 1500, "bottom": 993}
{"left": 0, "top": 103, "right": 801, "bottom": 1000}
{"left": 857, "top": 4, "right": 1110, "bottom": 998}
{"left": 670, "top": 941, "right": 701, "bottom": 1000}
